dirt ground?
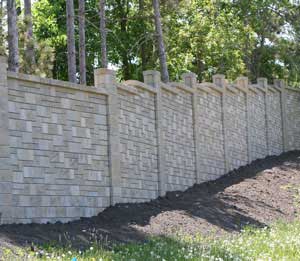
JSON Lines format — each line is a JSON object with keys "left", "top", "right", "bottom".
{"left": 0, "top": 151, "right": 300, "bottom": 252}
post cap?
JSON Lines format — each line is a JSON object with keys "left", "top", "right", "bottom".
{"left": 94, "top": 68, "right": 116, "bottom": 76}
{"left": 236, "top": 76, "right": 249, "bottom": 88}
{"left": 182, "top": 72, "right": 197, "bottom": 87}
{"left": 257, "top": 77, "right": 268, "bottom": 88}
{"left": 94, "top": 68, "right": 116, "bottom": 88}
{"left": 274, "top": 79, "right": 285, "bottom": 88}
{"left": 213, "top": 74, "right": 226, "bottom": 88}
{"left": 0, "top": 56, "right": 7, "bottom": 66}
{"left": 143, "top": 70, "right": 161, "bottom": 88}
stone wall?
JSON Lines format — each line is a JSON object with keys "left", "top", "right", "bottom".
{"left": 7, "top": 74, "right": 110, "bottom": 223}
{"left": 196, "top": 88, "right": 225, "bottom": 182}
{"left": 118, "top": 86, "right": 158, "bottom": 203}
{"left": 226, "top": 88, "right": 248, "bottom": 171}
{"left": 161, "top": 88, "right": 196, "bottom": 192}
{"left": 267, "top": 90, "right": 284, "bottom": 155}
{"left": 285, "top": 88, "right": 300, "bottom": 151}
{"left": 248, "top": 88, "right": 268, "bottom": 161}
{"left": 0, "top": 56, "right": 300, "bottom": 224}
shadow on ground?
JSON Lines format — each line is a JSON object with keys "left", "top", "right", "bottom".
{"left": 0, "top": 151, "right": 299, "bottom": 251}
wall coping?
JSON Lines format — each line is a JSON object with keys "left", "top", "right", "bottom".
{"left": 170, "top": 82, "right": 195, "bottom": 94}
{"left": 286, "top": 86, "right": 300, "bottom": 93}
{"left": 197, "top": 82, "right": 224, "bottom": 94}
{"left": 161, "top": 82, "right": 180, "bottom": 95}
{"left": 124, "top": 80, "right": 157, "bottom": 94}
{"left": 7, "top": 71, "right": 108, "bottom": 96}
{"left": 117, "top": 83, "right": 139, "bottom": 95}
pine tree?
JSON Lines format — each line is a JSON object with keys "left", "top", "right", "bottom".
{"left": 0, "top": 0, "right": 5, "bottom": 55}
{"left": 24, "top": 0, "right": 36, "bottom": 73}
{"left": 7, "top": 0, "right": 19, "bottom": 72}
{"left": 66, "top": 0, "right": 76, "bottom": 82}
{"left": 152, "top": 0, "right": 169, "bottom": 82}
{"left": 99, "top": 0, "right": 107, "bottom": 68}
{"left": 79, "top": 0, "right": 86, "bottom": 84}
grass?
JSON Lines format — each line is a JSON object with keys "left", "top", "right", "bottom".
{"left": 2, "top": 220, "right": 300, "bottom": 261}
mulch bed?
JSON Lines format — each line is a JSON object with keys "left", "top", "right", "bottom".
{"left": 0, "top": 151, "right": 300, "bottom": 251}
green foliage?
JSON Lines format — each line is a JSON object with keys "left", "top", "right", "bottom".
{"left": 30, "top": 0, "right": 300, "bottom": 85}
{"left": 2, "top": 0, "right": 300, "bottom": 85}
{"left": 164, "top": 0, "right": 251, "bottom": 81}
{"left": 17, "top": 5, "right": 55, "bottom": 77}
{"left": 32, "top": 0, "right": 67, "bottom": 79}
{"left": 0, "top": 0, "right": 55, "bottom": 76}
{"left": 0, "top": 1, "right": 6, "bottom": 56}
{"left": 3, "top": 220, "right": 300, "bottom": 260}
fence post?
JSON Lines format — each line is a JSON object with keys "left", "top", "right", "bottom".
{"left": 257, "top": 77, "right": 270, "bottom": 155}
{"left": 0, "top": 56, "right": 12, "bottom": 224}
{"left": 143, "top": 70, "right": 166, "bottom": 197}
{"left": 274, "top": 79, "right": 288, "bottom": 152}
{"left": 182, "top": 72, "right": 202, "bottom": 184}
{"left": 94, "top": 68, "right": 121, "bottom": 205}
{"left": 213, "top": 74, "right": 229, "bottom": 173}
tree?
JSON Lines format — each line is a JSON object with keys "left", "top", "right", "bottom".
{"left": 31, "top": 0, "right": 300, "bottom": 86}
{"left": 79, "top": 0, "right": 86, "bottom": 84}
{"left": 99, "top": 0, "right": 107, "bottom": 68}
{"left": 115, "top": 0, "right": 131, "bottom": 79}
{"left": 139, "top": 0, "right": 146, "bottom": 72}
{"left": 0, "top": 0, "right": 5, "bottom": 55}
{"left": 66, "top": 0, "right": 76, "bottom": 82}
{"left": 24, "top": 0, "right": 36, "bottom": 73}
{"left": 152, "top": 0, "right": 169, "bottom": 82}
{"left": 7, "top": 0, "right": 19, "bottom": 72}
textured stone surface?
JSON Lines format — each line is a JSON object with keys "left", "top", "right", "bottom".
{"left": 267, "top": 89, "right": 283, "bottom": 155}
{"left": 226, "top": 89, "right": 248, "bottom": 171}
{"left": 161, "top": 89, "right": 196, "bottom": 191}
{"left": 286, "top": 89, "right": 300, "bottom": 150}
{"left": 7, "top": 77, "right": 110, "bottom": 223}
{"left": 197, "top": 89, "right": 226, "bottom": 182}
{"left": 0, "top": 63, "right": 300, "bottom": 224}
{"left": 248, "top": 89, "right": 268, "bottom": 161}
{"left": 118, "top": 88, "right": 159, "bottom": 202}
{"left": 0, "top": 58, "right": 12, "bottom": 224}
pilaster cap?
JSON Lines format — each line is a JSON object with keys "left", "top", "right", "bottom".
{"left": 274, "top": 79, "right": 285, "bottom": 88}
{"left": 236, "top": 76, "right": 249, "bottom": 88}
{"left": 0, "top": 56, "right": 7, "bottom": 67}
{"left": 257, "top": 77, "right": 268, "bottom": 88}
{"left": 143, "top": 70, "right": 161, "bottom": 88}
{"left": 94, "top": 68, "right": 116, "bottom": 76}
{"left": 94, "top": 68, "right": 116, "bottom": 88}
{"left": 182, "top": 72, "right": 197, "bottom": 87}
{"left": 213, "top": 74, "right": 226, "bottom": 88}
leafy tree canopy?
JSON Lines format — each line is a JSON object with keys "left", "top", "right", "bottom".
{"left": 1, "top": 0, "right": 300, "bottom": 86}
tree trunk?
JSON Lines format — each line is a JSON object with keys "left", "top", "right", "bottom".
{"left": 7, "top": 0, "right": 19, "bottom": 72}
{"left": 139, "top": 0, "right": 147, "bottom": 72}
{"left": 24, "top": 0, "right": 35, "bottom": 73}
{"left": 66, "top": 0, "right": 76, "bottom": 82}
{"left": 152, "top": 0, "right": 169, "bottom": 82}
{"left": 99, "top": 0, "right": 107, "bottom": 68}
{"left": 79, "top": 0, "right": 86, "bottom": 84}
{"left": 0, "top": 0, "right": 4, "bottom": 55}
{"left": 119, "top": 0, "right": 130, "bottom": 80}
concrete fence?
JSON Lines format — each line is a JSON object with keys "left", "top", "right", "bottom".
{"left": 0, "top": 56, "right": 300, "bottom": 224}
